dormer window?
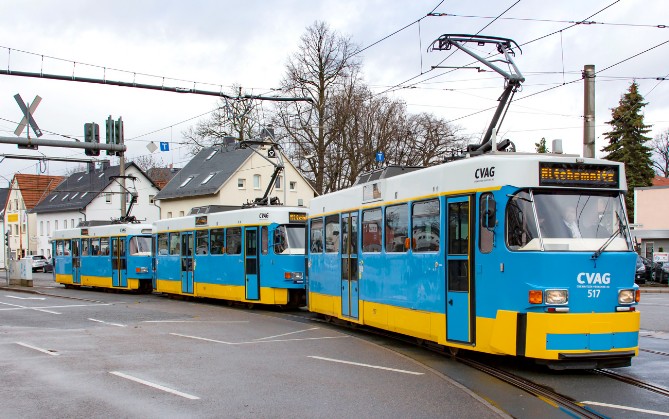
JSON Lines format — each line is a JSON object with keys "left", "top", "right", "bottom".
{"left": 80, "top": 192, "right": 88, "bottom": 199}
{"left": 61, "top": 193, "right": 70, "bottom": 201}
{"left": 49, "top": 195, "right": 57, "bottom": 202}
{"left": 205, "top": 150, "right": 218, "bottom": 160}
{"left": 179, "top": 176, "right": 195, "bottom": 188}
{"left": 71, "top": 192, "right": 79, "bottom": 200}
{"left": 201, "top": 173, "right": 216, "bottom": 185}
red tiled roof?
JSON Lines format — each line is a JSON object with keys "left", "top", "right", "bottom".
{"left": 13, "top": 174, "right": 65, "bottom": 209}
{"left": 652, "top": 176, "right": 669, "bottom": 186}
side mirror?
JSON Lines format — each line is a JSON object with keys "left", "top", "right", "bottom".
{"left": 482, "top": 194, "right": 496, "bottom": 229}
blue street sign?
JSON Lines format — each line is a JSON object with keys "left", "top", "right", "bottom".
{"left": 375, "top": 151, "right": 385, "bottom": 163}
{"left": 160, "top": 142, "right": 169, "bottom": 151}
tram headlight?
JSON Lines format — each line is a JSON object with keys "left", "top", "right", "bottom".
{"left": 285, "top": 272, "right": 304, "bottom": 283}
{"left": 618, "top": 289, "right": 635, "bottom": 304}
{"left": 135, "top": 267, "right": 149, "bottom": 274}
{"left": 545, "top": 289, "right": 568, "bottom": 305}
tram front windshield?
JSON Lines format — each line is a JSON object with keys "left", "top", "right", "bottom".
{"left": 274, "top": 225, "right": 306, "bottom": 255}
{"left": 507, "top": 190, "right": 633, "bottom": 252}
{"left": 129, "top": 236, "right": 152, "bottom": 256}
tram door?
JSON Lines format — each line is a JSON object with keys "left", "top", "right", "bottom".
{"left": 245, "top": 227, "right": 260, "bottom": 300}
{"left": 111, "top": 237, "right": 127, "bottom": 287}
{"left": 340, "top": 212, "right": 359, "bottom": 319}
{"left": 180, "top": 232, "right": 194, "bottom": 294}
{"left": 445, "top": 196, "right": 474, "bottom": 343}
{"left": 71, "top": 239, "right": 81, "bottom": 285}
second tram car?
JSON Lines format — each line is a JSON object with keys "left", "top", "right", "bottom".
{"left": 153, "top": 206, "right": 308, "bottom": 307}
{"left": 306, "top": 153, "right": 640, "bottom": 369}
{"left": 52, "top": 223, "right": 154, "bottom": 292}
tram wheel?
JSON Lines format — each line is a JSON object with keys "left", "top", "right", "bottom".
{"left": 448, "top": 346, "right": 459, "bottom": 357}
{"left": 246, "top": 303, "right": 255, "bottom": 309}
{"left": 324, "top": 315, "right": 333, "bottom": 323}
{"left": 416, "top": 338, "right": 425, "bottom": 346}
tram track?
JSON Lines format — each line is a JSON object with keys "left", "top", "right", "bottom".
{"left": 593, "top": 368, "right": 669, "bottom": 398}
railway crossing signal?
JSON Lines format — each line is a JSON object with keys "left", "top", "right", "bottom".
{"left": 14, "top": 93, "right": 42, "bottom": 149}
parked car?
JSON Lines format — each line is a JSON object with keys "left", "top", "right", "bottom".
{"left": 635, "top": 255, "right": 646, "bottom": 284}
{"left": 43, "top": 257, "right": 54, "bottom": 273}
{"left": 641, "top": 256, "right": 664, "bottom": 282}
{"left": 23, "top": 255, "right": 48, "bottom": 272}
{"left": 660, "top": 262, "right": 669, "bottom": 284}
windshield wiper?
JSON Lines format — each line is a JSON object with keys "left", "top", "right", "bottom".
{"left": 592, "top": 212, "right": 624, "bottom": 260}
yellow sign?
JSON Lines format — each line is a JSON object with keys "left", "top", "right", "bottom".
{"left": 289, "top": 212, "right": 308, "bottom": 223}
{"left": 7, "top": 213, "right": 18, "bottom": 223}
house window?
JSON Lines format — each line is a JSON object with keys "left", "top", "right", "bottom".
{"left": 167, "top": 212, "right": 172, "bottom": 219}
{"left": 645, "top": 242, "right": 654, "bottom": 259}
{"left": 149, "top": 195, "right": 155, "bottom": 204}
{"left": 64, "top": 220, "right": 68, "bottom": 229}
{"left": 179, "top": 211, "right": 185, "bottom": 217}
{"left": 61, "top": 193, "right": 70, "bottom": 201}
{"left": 49, "top": 195, "right": 57, "bottom": 202}
{"left": 253, "top": 174, "right": 261, "bottom": 189}
{"left": 105, "top": 193, "right": 112, "bottom": 203}
{"left": 238, "top": 178, "right": 246, "bottom": 189}
{"left": 275, "top": 176, "right": 282, "bottom": 189}
{"left": 201, "top": 173, "right": 215, "bottom": 185}
{"left": 71, "top": 218, "right": 75, "bottom": 228}
{"left": 81, "top": 192, "right": 88, "bottom": 199}
{"left": 47, "top": 221, "right": 50, "bottom": 234}
{"left": 55, "top": 220, "right": 58, "bottom": 231}
{"left": 40, "top": 221, "right": 43, "bottom": 236}
{"left": 289, "top": 181, "right": 297, "bottom": 191}
{"left": 78, "top": 218, "right": 82, "bottom": 226}
{"left": 71, "top": 192, "right": 79, "bottom": 200}
{"left": 179, "top": 176, "right": 194, "bottom": 188}
{"left": 7, "top": 201, "right": 11, "bottom": 211}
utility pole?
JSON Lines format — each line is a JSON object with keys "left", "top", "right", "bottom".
{"left": 583, "top": 65, "right": 596, "bottom": 158}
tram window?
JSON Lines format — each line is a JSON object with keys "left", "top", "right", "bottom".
{"left": 448, "top": 202, "right": 469, "bottom": 255}
{"left": 506, "top": 191, "right": 538, "bottom": 250}
{"left": 99, "top": 238, "right": 109, "bottom": 256}
{"left": 169, "top": 234, "right": 180, "bottom": 255}
{"left": 385, "top": 204, "right": 408, "bottom": 253}
{"left": 325, "top": 215, "right": 340, "bottom": 253}
{"left": 362, "top": 208, "right": 382, "bottom": 253}
{"left": 72, "top": 240, "right": 80, "bottom": 257}
{"left": 210, "top": 229, "right": 225, "bottom": 255}
{"left": 130, "top": 236, "right": 152, "bottom": 256}
{"left": 81, "top": 239, "right": 89, "bottom": 256}
{"left": 310, "top": 218, "right": 324, "bottom": 253}
{"left": 196, "top": 230, "right": 209, "bottom": 255}
{"left": 448, "top": 260, "right": 469, "bottom": 292}
{"left": 56, "top": 240, "right": 64, "bottom": 256}
{"left": 479, "top": 193, "right": 495, "bottom": 254}
{"left": 273, "top": 227, "right": 287, "bottom": 254}
{"left": 226, "top": 227, "right": 242, "bottom": 255}
{"left": 90, "top": 238, "right": 100, "bottom": 256}
{"left": 412, "top": 199, "right": 440, "bottom": 252}
{"left": 261, "top": 227, "right": 268, "bottom": 255}
{"left": 157, "top": 234, "right": 169, "bottom": 255}
{"left": 64, "top": 240, "right": 72, "bottom": 256}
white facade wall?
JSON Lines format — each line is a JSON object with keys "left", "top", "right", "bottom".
{"left": 158, "top": 153, "right": 315, "bottom": 218}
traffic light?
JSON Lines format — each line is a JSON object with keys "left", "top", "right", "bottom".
{"left": 105, "top": 116, "right": 123, "bottom": 156}
{"left": 84, "top": 122, "right": 100, "bottom": 156}
{"left": 4, "top": 231, "right": 9, "bottom": 247}
{"left": 106, "top": 115, "right": 115, "bottom": 156}
{"left": 114, "top": 117, "right": 124, "bottom": 156}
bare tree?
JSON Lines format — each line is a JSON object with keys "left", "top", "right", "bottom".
{"left": 651, "top": 128, "right": 669, "bottom": 177}
{"left": 182, "top": 85, "right": 261, "bottom": 156}
{"left": 129, "top": 154, "right": 165, "bottom": 172}
{"left": 276, "top": 21, "right": 361, "bottom": 194}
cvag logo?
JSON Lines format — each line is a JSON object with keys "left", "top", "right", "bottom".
{"left": 259, "top": 213, "right": 269, "bottom": 219}
{"left": 475, "top": 166, "right": 495, "bottom": 179}
{"left": 577, "top": 272, "right": 611, "bottom": 285}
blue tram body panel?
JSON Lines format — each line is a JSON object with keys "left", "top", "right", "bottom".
{"left": 307, "top": 154, "right": 640, "bottom": 369}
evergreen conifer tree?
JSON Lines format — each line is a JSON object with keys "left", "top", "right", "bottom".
{"left": 602, "top": 82, "right": 654, "bottom": 221}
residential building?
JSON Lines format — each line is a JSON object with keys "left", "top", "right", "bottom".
{"left": 4, "top": 174, "right": 64, "bottom": 259}
{"left": 0, "top": 187, "right": 9, "bottom": 268}
{"left": 632, "top": 176, "right": 669, "bottom": 259}
{"left": 154, "top": 145, "right": 316, "bottom": 218}
{"left": 31, "top": 161, "right": 160, "bottom": 257}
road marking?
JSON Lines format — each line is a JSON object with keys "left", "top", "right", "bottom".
{"left": 143, "top": 320, "right": 249, "bottom": 323}
{"left": 5, "top": 295, "right": 46, "bottom": 300}
{"left": 88, "top": 318, "right": 126, "bottom": 327}
{"left": 15, "top": 342, "right": 59, "bottom": 356}
{"left": 0, "top": 301, "right": 61, "bottom": 314}
{"left": 308, "top": 356, "right": 424, "bottom": 375}
{"left": 582, "top": 401, "right": 669, "bottom": 417}
{"left": 254, "top": 327, "right": 320, "bottom": 341}
{"left": 109, "top": 371, "right": 199, "bottom": 400}
{"left": 170, "top": 332, "right": 348, "bottom": 345}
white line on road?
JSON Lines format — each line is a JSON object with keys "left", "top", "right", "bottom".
{"left": 170, "top": 332, "right": 348, "bottom": 345}
{"left": 109, "top": 371, "right": 199, "bottom": 400}
{"left": 308, "top": 356, "right": 424, "bottom": 375}
{"left": 255, "top": 327, "right": 320, "bottom": 341}
{"left": 88, "top": 318, "right": 126, "bottom": 327}
{"left": 143, "top": 320, "right": 250, "bottom": 323}
{"left": 0, "top": 301, "right": 61, "bottom": 314}
{"left": 15, "top": 342, "right": 59, "bottom": 356}
{"left": 582, "top": 401, "right": 669, "bottom": 417}
{"left": 5, "top": 295, "right": 46, "bottom": 300}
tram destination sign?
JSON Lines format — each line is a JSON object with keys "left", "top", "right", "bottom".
{"left": 289, "top": 212, "right": 308, "bottom": 223}
{"left": 539, "top": 162, "right": 619, "bottom": 188}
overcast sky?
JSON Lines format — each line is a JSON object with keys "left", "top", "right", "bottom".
{"left": 0, "top": 0, "right": 667, "bottom": 183}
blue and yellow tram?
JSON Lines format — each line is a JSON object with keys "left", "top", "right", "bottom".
{"left": 52, "top": 223, "right": 154, "bottom": 292}
{"left": 153, "top": 207, "right": 308, "bottom": 307}
{"left": 306, "top": 154, "right": 640, "bottom": 369}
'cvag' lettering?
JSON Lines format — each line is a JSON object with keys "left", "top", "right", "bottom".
{"left": 577, "top": 272, "right": 611, "bottom": 285}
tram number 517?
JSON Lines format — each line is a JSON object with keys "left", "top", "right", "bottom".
{"left": 588, "top": 289, "right": 601, "bottom": 298}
